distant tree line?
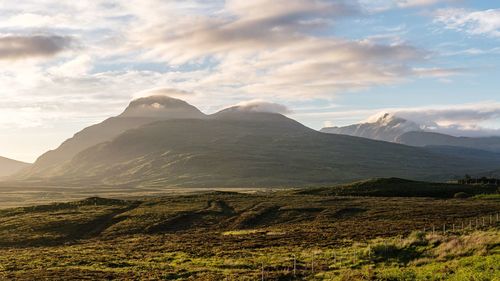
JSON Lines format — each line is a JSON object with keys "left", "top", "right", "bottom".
{"left": 458, "top": 175, "right": 500, "bottom": 186}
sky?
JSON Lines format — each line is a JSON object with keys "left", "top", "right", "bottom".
{"left": 0, "top": 0, "right": 499, "bottom": 162}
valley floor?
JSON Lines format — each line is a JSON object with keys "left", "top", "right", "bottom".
{"left": 0, "top": 192, "right": 498, "bottom": 280}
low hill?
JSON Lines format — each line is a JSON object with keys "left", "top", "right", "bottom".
{"left": 296, "top": 178, "right": 498, "bottom": 198}
{"left": 0, "top": 156, "right": 30, "bottom": 178}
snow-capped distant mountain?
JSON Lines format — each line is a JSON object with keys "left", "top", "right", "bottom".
{"left": 320, "top": 113, "right": 422, "bottom": 142}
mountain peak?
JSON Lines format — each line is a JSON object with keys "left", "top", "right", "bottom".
{"left": 321, "top": 112, "right": 422, "bottom": 142}
{"left": 120, "top": 95, "right": 205, "bottom": 119}
{"left": 375, "top": 113, "right": 404, "bottom": 125}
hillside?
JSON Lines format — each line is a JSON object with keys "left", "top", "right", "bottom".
{"left": 0, "top": 156, "right": 30, "bottom": 178}
{"left": 296, "top": 178, "right": 498, "bottom": 198}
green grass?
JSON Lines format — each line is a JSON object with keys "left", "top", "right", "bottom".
{"left": 0, "top": 189, "right": 499, "bottom": 280}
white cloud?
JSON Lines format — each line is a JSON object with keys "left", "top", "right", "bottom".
{"left": 358, "top": 0, "right": 454, "bottom": 12}
{"left": 397, "top": 0, "right": 446, "bottom": 8}
{"left": 434, "top": 8, "right": 500, "bottom": 38}
{"left": 233, "top": 100, "right": 291, "bottom": 114}
{"left": 363, "top": 103, "right": 500, "bottom": 137}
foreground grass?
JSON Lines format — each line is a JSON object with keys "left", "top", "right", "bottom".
{"left": 0, "top": 229, "right": 498, "bottom": 280}
{"left": 0, "top": 192, "right": 498, "bottom": 280}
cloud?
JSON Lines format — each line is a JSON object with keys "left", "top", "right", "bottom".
{"left": 0, "top": 34, "right": 74, "bottom": 60}
{"left": 234, "top": 100, "right": 291, "bottom": 114}
{"left": 134, "top": 88, "right": 195, "bottom": 99}
{"left": 123, "top": 0, "right": 455, "bottom": 99}
{"left": 358, "top": 0, "right": 455, "bottom": 12}
{"left": 367, "top": 103, "right": 500, "bottom": 137}
{"left": 396, "top": 0, "right": 448, "bottom": 8}
{"left": 128, "top": 0, "right": 359, "bottom": 64}
{"left": 434, "top": 8, "right": 500, "bottom": 37}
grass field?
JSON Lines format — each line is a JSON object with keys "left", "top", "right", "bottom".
{"left": 0, "top": 182, "right": 499, "bottom": 280}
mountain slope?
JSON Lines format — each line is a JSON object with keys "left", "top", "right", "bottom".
{"left": 18, "top": 96, "right": 206, "bottom": 178}
{"left": 397, "top": 131, "right": 500, "bottom": 152}
{"left": 26, "top": 109, "right": 500, "bottom": 187}
{"left": 320, "top": 113, "right": 421, "bottom": 142}
{"left": 0, "top": 156, "right": 30, "bottom": 178}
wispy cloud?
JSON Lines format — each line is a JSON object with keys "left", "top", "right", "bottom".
{"left": 434, "top": 8, "right": 500, "bottom": 38}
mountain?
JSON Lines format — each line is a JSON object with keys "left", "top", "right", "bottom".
{"left": 17, "top": 96, "right": 206, "bottom": 178}
{"left": 397, "top": 131, "right": 500, "bottom": 153}
{"left": 320, "top": 113, "right": 422, "bottom": 142}
{"left": 15, "top": 101, "right": 500, "bottom": 187}
{"left": 0, "top": 156, "right": 30, "bottom": 178}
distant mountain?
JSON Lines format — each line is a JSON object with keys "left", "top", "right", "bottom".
{"left": 0, "top": 157, "right": 30, "bottom": 178}
{"left": 17, "top": 96, "right": 206, "bottom": 178}
{"left": 321, "top": 114, "right": 500, "bottom": 154}
{"left": 15, "top": 100, "right": 500, "bottom": 187}
{"left": 320, "top": 113, "right": 422, "bottom": 142}
{"left": 397, "top": 131, "right": 500, "bottom": 153}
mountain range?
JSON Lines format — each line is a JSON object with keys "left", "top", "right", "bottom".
{"left": 10, "top": 96, "right": 500, "bottom": 187}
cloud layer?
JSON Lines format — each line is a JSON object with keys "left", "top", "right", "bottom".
{"left": 365, "top": 103, "right": 500, "bottom": 137}
{"left": 0, "top": 35, "right": 73, "bottom": 60}
{"left": 234, "top": 100, "right": 291, "bottom": 114}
